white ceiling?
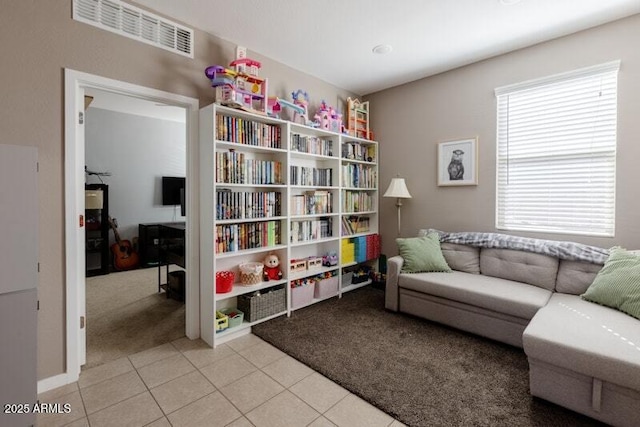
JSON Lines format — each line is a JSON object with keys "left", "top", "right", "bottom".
{"left": 133, "top": 0, "right": 640, "bottom": 95}
{"left": 85, "top": 88, "right": 186, "bottom": 123}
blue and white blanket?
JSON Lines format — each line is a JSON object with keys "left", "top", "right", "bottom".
{"left": 420, "top": 229, "right": 609, "bottom": 265}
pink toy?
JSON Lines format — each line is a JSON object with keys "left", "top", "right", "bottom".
{"left": 204, "top": 46, "right": 268, "bottom": 114}
{"left": 268, "top": 96, "right": 306, "bottom": 119}
{"left": 291, "top": 90, "right": 310, "bottom": 125}
{"left": 263, "top": 253, "right": 283, "bottom": 281}
{"left": 314, "top": 101, "right": 343, "bottom": 133}
{"left": 267, "top": 97, "right": 282, "bottom": 117}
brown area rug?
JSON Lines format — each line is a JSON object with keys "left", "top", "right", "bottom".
{"left": 252, "top": 287, "right": 604, "bottom": 427}
{"left": 86, "top": 267, "right": 185, "bottom": 368}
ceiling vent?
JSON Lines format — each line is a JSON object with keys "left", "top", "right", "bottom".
{"left": 73, "top": 0, "right": 194, "bottom": 58}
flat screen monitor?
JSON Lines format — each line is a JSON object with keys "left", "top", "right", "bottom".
{"left": 162, "top": 176, "right": 185, "bottom": 206}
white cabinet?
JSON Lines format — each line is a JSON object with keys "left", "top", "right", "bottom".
{"left": 0, "top": 144, "right": 38, "bottom": 427}
{"left": 200, "top": 104, "right": 379, "bottom": 347}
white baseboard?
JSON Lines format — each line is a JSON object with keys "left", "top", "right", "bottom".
{"left": 37, "top": 372, "right": 78, "bottom": 394}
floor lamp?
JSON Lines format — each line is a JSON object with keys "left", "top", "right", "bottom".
{"left": 383, "top": 177, "right": 412, "bottom": 236}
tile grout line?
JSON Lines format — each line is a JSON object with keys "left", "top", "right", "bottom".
{"left": 52, "top": 336, "right": 403, "bottom": 426}
{"left": 76, "top": 385, "right": 90, "bottom": 427}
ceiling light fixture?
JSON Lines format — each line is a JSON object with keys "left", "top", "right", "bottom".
{"left": 500, "top": 0, "right": 522, "bottom": 5}
{"left": 372, "top": 44, "right": 393, "bottom": 54}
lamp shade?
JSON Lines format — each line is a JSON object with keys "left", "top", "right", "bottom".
{"left": 383, "top": 178, "right": 412, "bottom": 199}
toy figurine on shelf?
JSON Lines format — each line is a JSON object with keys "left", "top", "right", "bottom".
{"left": 314, "top": 100, "right": 343, "bottom": 133}
{"left": 267, "top": 96, "right": 306, "bottom": 119}
{"left": 291, "top": 89, "right": 311, "bottom": 125}
{"left": 204, "top": 46, "right": 268, "bottom": 114}
{"left": 322, "top": 251, "right": 338, "bottom": 267}
{"left": 346, "top": 97, "right": 372, "bottom": 140}
{"left": 263, "top": 253, "right": 283, "bottom": 281}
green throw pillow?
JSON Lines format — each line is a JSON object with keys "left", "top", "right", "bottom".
{"left": 581, "top": 247, "right": 640, "bottom": 320}
{"left": 396, "top": 233, "right": 451, "bottom": 273}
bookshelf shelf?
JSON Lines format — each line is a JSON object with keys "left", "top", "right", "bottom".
{"left": 290, "top": 151, "right": 336, "bottom": 161}
{"left": 215, "top": 244, "right": 288, "bottom": 259}
{"left": 342, "top": 210, "right": 376, "bottom": 215}
{"left": 342, "top": 187, "right": 377, "bottom": 191}
{"left": 289, "top": 265, "right": 338, "bottom": 281}
{"left": 215, "top": 279, "right": 287, "bottom": 301}
{"left": 216, "top": 216, "right": 287, "bottom": 225}
{"left": 291, "top": 213, "right": 340, "bottom": 219}
{"left": 215, "top": 140, "right": 288, "bottom": 154}
{"left": 290, "top": 185, "right": 337, "bottom": 190}
{"left": 341, "top": 279, "right": 372, "bottom": 294}
{"left": 290, "top": 236, "right": 340, "bottom": 247}
{"left": 214, "top": 310, "right": 288, "bottom": 344}
{"left": 200, "top": 103, "right": 379, "bottom": 348}
{"left": 215, "top": 183, "right": 287, "bottom": 189}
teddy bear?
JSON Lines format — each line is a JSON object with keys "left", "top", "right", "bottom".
{"left": 263, "top": 253, "right": 283, "bottom": 281}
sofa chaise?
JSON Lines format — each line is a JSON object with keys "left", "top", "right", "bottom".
{"left": 385, "top": 230, "right": 640, "bottom": 426}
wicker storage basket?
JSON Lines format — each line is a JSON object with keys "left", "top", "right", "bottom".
{"left": 237, "top": 286, "right": 286, "bottom": 322}
{"left": 239, "top": 262, "right": 263, "bottom": 285}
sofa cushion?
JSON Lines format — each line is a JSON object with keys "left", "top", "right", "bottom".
{"left": 480, "top": 248, "right": 559, "bottom": 291}
{"left": 396, "top": 234, "right": 451, "bottom": 273}
{"left": 398, "top": 271, "right": 552, "bottom": 320}
{"left": 581, "top": 247, "right": 640, "bottom": 320}
{"left": 441, "top": 243, "right": 480, "bottom": 274}
{"left": 523, "top": 293, "right": 640, "bottom": 391}
{"left": 556, "top": 259, "right": 603, "bottom": 295}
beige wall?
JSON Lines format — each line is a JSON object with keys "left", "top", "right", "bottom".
{"left": 0, "top": 0, "right": 356, "bottom": 380}
{"left": 367, "top": 14, "right": 640, "bottom": 257}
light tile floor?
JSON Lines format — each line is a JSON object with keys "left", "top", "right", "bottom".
{"left": 38, "top": 334, "right": 406, "bottom": 427}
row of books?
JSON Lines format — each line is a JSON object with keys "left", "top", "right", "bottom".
{"left": 341, "top": 215, "right": 370, "bottom": 235}
{"left": 216, "top": 190, "right": 282, "bottom": 220}
{"left": 343, "top": 191, "right": 374, "bottom": 213}
{"left": 342, "top": 142, "right": 376, "bottom": 162}
{"left": 216, "top": 151, "right": 283, "bottom": 185}
{"left": 290, "top": 166, "right": 333, "bottom": 187}
{"left": 290, "top": 190, "right": 333, "bottom": 215}
{"left": 290, "top": 217, "right": 333, "bottom": 243}
{"left": 215, "top": 220, "right": 282, "bottom": 253}
{"left": 216, "top": 114, "right": 282, "bottom": 148}
{"left": 341, "top": 164, "right": 377, "bottom": 188}
{"left": 290, "top": 133, "right": 335, "bottom": 156}
{"left": 341, "top": 234, "right": 380, "bottom": 264}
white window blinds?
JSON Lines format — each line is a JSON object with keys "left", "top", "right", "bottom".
{"left": 495, "top": 61, "right": 619, "bottom": 237}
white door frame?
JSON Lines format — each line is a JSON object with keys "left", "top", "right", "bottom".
{"left": 42, "top": 69, "right": 200, "bottom": 391}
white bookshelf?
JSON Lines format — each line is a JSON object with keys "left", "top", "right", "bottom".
{"left": 200, "top": 104, "right": 379, "bottom": 347}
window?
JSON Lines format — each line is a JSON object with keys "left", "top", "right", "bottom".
{"left": 495, "top": 61, "right": 619, "bottom": 237}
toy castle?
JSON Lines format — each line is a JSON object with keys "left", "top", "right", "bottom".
{"left": 205, "top": 46, "right": 268, "bottom": 114}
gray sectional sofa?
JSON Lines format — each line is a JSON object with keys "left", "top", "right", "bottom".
{"left": 385, "top": 230, "right": 640, "bottom": 427}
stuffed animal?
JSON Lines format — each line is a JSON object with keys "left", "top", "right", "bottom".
{"left": 263, "top": 253, "right": 283, "bottom": 281}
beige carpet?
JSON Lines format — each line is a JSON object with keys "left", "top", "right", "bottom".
{"left": 85, "top": 267, "right": 185, "bottom": 368}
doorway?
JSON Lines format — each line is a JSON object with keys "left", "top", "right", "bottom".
{"left": 84, "top": 87, "right": 188, "bottom": 367}
{"left": 63, "top": 69, "right": 200, "bottom": 386}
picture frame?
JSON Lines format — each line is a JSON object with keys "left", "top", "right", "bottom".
{"left": 437, "top": 137, "right": 478, "bottom": 186}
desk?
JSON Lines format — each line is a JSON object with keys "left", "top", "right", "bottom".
{"left": 155, "top": 222, "right": 186, "bottom": 300}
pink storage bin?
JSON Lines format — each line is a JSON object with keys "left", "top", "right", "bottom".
{"left": 291, "top": 282, "right": 315, "bottom": 309}
{"left": 314, "top": 276, "right": 339, "bottom": 299}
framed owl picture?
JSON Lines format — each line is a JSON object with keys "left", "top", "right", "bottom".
{"left": 437, "top": 137, "right": 478, "bottom": 186}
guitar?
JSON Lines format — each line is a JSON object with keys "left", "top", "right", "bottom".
{"left": 107, "top": 216, "right": 139, "bottom": 271}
